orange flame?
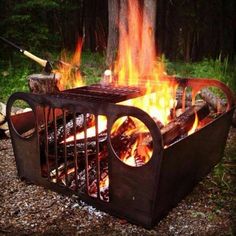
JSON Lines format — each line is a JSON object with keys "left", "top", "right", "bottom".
{"left": 100, "top": 175, "right": 109, "bottom": 190}
{"left": 188, "top": 112, "right": 199, "bottom": 135}
{"left": 62, "top": 0, "right": 176, "bottom": 167}
{"left": 121, "top": 132, "right": 152, "bottom": 167}
{"left": 113, "top": 0, "right": 176, "bottom": 126}
{"left": 56, "top": 38, "right": 84, "bottom": 90}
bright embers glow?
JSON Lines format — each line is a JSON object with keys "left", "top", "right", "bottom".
{"left": 119, "top": 83, "right": 176, "bottom": 125}
{"left": 55, "top": 38, "right": 84, "bottom": 90}
{"left": 63, "top": 116, "right": 107, "bottom": 143}
{"left": 188, "top": 111, "right": 199, "bottom": 135}
{"left": 122, "top": 139, "right": 138, "bottom": 166}
{"left": 100, "top": 175, "right": 109, "bottom": 190}
{"left": 121, "top": 133, "right": 152, "bottom": 167}
{"left": 113, "top": 0, "right": 176, "bottom": 125}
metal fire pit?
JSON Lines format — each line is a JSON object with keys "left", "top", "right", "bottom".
{"left": 6, "top": 76, "right": 235, "bottom": 228}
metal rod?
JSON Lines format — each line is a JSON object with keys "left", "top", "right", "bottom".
{"left": 44, "top": 107, "right": 50, "bottom": 179}
{"left": 95, "top": 115, "right": 100, "bottom": 199}
{"left": 73, "top": 112, "right": 78, "bottom": 190}
{"left": 63, "top": 110, "right": 68, "bottom": 186}
{"left": 53, "top": 109, "right": 59, "bottom": 182}
{"left": 84, "top": 113, "right": 89, "bottom": 194}
{"left": 182, "top": 87, "right": 187, "bottom": 112}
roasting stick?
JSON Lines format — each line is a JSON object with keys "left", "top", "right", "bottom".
{"left": 0, "top": 36, "right": 53, "bottom": 73}
{"left": 0, "top": 36, "right": 80, "bottom": 74}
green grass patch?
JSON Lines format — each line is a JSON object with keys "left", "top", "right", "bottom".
{"left": 0, "top": 62, "right": 31, "bottom": 102}
{"left": 165, "top": 57, "right": 236, "bottom": 92}
{"left": 80, "top": 51, "right": 106, "bottom": 85}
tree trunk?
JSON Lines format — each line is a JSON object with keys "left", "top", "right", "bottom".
{"left": 141, "top": 0, "right": 157, "bottom": 74}
{"left": 106, "top": 0, "right": 119, "bottom": 67}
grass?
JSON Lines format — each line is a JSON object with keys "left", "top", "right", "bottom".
{"left": 0, "top": 62, "right": 31, "bottom": 102}
{"left": 165, "top": 57, "right": 236, "bottom": 92}
{"left": 80, "top": 50, "right": 107, "bottom": 84}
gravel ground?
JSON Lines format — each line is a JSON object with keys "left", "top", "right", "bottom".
{"left": 0, "top": 128, "right": 235, "bottom": 235}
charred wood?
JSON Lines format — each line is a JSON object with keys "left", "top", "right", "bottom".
{"left": 45, "top": 113, "right": 95, "bottom": 145}
{"left": 161, "top": 102, "right": 210, "bottom": 145}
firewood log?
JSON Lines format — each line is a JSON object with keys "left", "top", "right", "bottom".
{"left": 27, "top": 73, "right": 61, "bottom": 94}
{"left": 0, "top": 102, "right": 6, "bottom": 125}
{"left": 46, "top": 113, "right": 95, "bottom": 145}
{"left": 161, "top": 102, "right": 210, "bottom": 145}
{"left": 200, "top": 88, "right": 226, "bottom": 112}
{"left": 41, "top": 102, "right": 210, "bottom": 175}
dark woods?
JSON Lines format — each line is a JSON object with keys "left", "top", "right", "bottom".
{"left": 0, "top": 0, "right": 235, "bottom": 62}
{"left": 157, "top": 0, "right": 236, "bottom": 61}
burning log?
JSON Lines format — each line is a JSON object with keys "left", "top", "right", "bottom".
{"left": 111, "top": 117, "right": 152, "bottom": 166}
{"left": 50, "top": 153, "right": 109, "bottom": 201}
{"left": 88, "top": 165, "right": 109, "bottom": 201}
{"left": 42, "top": 101, "right": 210, "bottom": 174}
{"left": 111, "top": 103, "right": 210, "bottom": 164}
{"left": 161, "top": 102, "right": 210, "bottom": 145}
{"left": 46, "top": 113, "right": 95, "bottom": 145}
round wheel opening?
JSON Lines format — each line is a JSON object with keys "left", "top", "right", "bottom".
{"left": 111, "top": 116, "right": 153, "bottom": 167}
{"left": 10, "top": 99, "right": 35, "bottom": 138}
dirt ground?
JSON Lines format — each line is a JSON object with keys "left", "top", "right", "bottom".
{"left": 0, "top": 128, "right": 235, "bottom": 235}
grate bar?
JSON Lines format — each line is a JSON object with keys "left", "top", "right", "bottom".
{"left": 53, "top": 108, "right": 59, "bottom": 182}
{"left": 73, "top": 112, "right": 79, "bottom": 190}
{"left": 84, "top": 113, "right": 89, "bottom": 195}
{"left": 63, "top": 110, "right": 68, "bottom": 186}
{"left": 95, "top": 115, "right": 100, "bottom": 199}
{"left": 43, "top": 107, "right": 50, "bottom": 180}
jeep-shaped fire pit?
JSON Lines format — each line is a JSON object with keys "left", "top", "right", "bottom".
{"left": 6, "top": 75, "right": 235, "bottom": 228}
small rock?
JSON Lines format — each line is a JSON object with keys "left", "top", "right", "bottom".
{"left": 71, "top": 203, "right": 79, "bottom": 209}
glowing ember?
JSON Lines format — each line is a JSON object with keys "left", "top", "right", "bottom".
{"left": 100, "top": 175, "right": 109, "bottom": 190}
{"left": 111, "top": 116, "right": 152, "bottom": 167}
{"left": 121, "top": 134, "right": 152, "bottom": 167}
{"left": 63, "top": 116, "right": 107, "bottom": 143}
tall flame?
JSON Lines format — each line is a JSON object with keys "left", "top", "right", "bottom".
{"left": 56, "top": 38, "right": 84, "bottom": 90}
{"left": 114, "top": 0, "right": 176, "bottom": 125}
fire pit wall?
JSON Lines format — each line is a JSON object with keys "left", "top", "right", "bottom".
{"left": 6, "top": 77, "right": 235, "bottom": 228}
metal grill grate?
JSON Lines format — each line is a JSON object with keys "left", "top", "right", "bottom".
{"left": 61, "top": 84, "right": 146, "bottom": 103}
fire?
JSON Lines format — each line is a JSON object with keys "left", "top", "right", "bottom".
{"left": 111, "top": 116, "right": 152, "bottom": 167}
{"left": 109, "top": 0, "right": 178, "bottom": 165}
{"left": 122, "top": 133, "right": 152, "bottom": 167}
{"left": 56, "top": 38, "right": 84, "bottom": 90}
{"left": 100, "top": 175, "right": 109, "bottom": 190}
{"left": 62, "top": 0, "right": 177, "bottom": 167}
{"left": 62, "top": 116, "right": 107, "bottom": 143}
{"left": 188, "top": 112, "right": 199, "bottom": 135}
{"left": 113, "top": 0, "right": 176, "bottom": 126}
